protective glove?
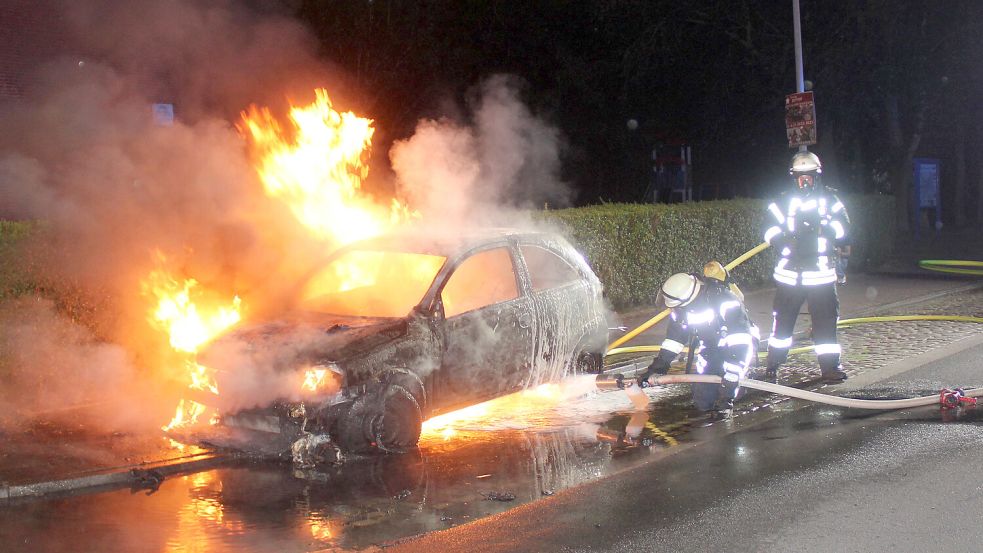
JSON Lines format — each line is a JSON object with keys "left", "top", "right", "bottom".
{"left": 637, "top": 358, "right": 670, "bottom": 388}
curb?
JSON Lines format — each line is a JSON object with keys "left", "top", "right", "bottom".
{"left": 0, "top": 452, "right": 231, "bottom": 504}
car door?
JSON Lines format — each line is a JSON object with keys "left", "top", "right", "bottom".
{"left": 436, "top": 245, "right": 536, "bottom": 410}
{"left": 517, "top": 243, "right": 596, "bottom": 386}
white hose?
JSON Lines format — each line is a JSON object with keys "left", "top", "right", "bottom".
{"left": 641, "top": 374, "right": 983, "bottom": 410}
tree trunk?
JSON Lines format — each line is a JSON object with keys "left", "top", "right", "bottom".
{"left": 885, "top": 94, "right": 927, "bottom": 234}
{"left": 885, "top": 95, "right": 909, "bottom": 232}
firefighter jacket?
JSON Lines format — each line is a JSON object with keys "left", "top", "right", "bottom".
{"left": 763, "top": 188, "right": 850, "bottom": 287}
{"left": 651, "top": 280, "right": 759, "bottom": 385}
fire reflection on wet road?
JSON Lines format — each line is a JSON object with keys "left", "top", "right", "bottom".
{"left": 0, "top": 375, "right": 729, "bottom": 552}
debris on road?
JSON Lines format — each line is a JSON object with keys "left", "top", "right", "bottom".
{"left": 480, "top": 491, "right": 516, "bottom": 502}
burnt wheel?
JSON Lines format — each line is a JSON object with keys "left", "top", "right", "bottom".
{"left": 336, "top": 384, "right": 422, "bottom": 454}
{"left": 368, "top": 384, "right": 422, "bottom": 453}
{"left": 571, "top": 349, "right": 603, "bottom": 375}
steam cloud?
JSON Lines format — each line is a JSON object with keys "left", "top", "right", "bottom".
{"left": 391, "top": 74, "right": 571, "bottom": 226}
{"left": 0, "top": 0, "right": 573, "bottom": 429}
{"left": 0, "top": 298, "right": 164, "bottom": 430}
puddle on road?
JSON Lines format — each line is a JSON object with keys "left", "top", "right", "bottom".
{"left": 0, "top": 379, "right": 729, "bottom": 552}
{"left": 5, "top": 375, "right": 951, "bottom": 552}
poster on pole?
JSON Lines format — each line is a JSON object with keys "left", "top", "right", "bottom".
{"left": 785, "top": 91, "right": 816, "bottom": 147}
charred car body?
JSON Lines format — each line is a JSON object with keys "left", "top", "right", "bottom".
{"left": 199, "top": 229, "right": 607, "bottom": 458}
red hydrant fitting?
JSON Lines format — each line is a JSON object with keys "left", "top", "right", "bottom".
{"left": 940, "top": 388, "right": 977, "bottom": 410}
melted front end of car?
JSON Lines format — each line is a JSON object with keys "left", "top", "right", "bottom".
{"left": 212, "top": 361, "right": 353, "bottom": 465}
{"left": 200, "top": 312, "right": 433, "bottom": 464}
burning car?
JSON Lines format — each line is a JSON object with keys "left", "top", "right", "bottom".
{"left": 197, "top": 228, "right": 607, "bottom": 457}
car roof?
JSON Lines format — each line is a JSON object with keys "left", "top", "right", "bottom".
{"left": 343, "top": 226, "right": 561, "bottom": 257}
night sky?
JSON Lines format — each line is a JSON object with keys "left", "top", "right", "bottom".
{"left": 2, "top": 1, "right": 981, "bottom": 219}
{"left": 297, "top": 0, "right": 983, "bottom": 214}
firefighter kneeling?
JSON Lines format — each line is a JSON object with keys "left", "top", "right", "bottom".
{"left": 636, "top": 270, "right": 759, "bottom": 412}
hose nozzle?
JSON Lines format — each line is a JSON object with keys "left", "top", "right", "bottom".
{"left": 595, "top": 373, "right": 626, "bottom": 391}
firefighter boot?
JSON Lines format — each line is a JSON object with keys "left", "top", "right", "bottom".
{"left": 719, "top": 379, "right": 739, "bottom": 411}
{"left": 761, "top": 365, "right": 778, "bottom": 383}
{"left": 820, "top": 364, "right": 847, "bottom": 383}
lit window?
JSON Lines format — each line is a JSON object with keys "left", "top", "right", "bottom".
{"left": 442, "top": 248, "right": 519, "bottom": 317}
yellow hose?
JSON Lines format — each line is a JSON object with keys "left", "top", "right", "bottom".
{"left": 918, "top": 259, "right": 983, "bottom": 276}
{"left": 838, "top": 315, "right": 983, "bottom": 325}
{"left": 604, "top": 315, "right": 983, "bottom": 358}
{"left": 724, "top": 242, "right": 771, "bottom": 271}
{"left": 605, "top": 241, "right": 770, "bottom": 352}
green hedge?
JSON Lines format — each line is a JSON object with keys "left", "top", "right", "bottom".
{"left": 542, "top": 195, "right": 895, "bottom": 309}
{"left": 0, "top": 194, "right": 896, "bottom": 312}
{"left": 0, "top": 220, "right": 40, "bottom": 300}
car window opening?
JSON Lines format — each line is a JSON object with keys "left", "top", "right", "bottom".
{"left": 442, "top": 248, "right": 519, "bottom": 318}
{"left": 300, "top": 250, "right": 446, "bottom": 318}
{"left": 519, "top": 245, "right": 582, "bottom": 291}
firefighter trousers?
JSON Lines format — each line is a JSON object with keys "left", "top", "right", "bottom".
{"left": 765, "top": 282, "right": 841, "bottom": 373}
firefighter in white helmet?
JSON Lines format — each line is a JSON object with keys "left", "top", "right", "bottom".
{"left": 762, "top": 151, "right": 851, "bottom": 382}
{"left": 636, "top": 271, "right": 759, "bottom": 411}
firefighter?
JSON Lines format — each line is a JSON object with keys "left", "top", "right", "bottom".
{"left": 636, "top": 272, "right": 759, "bottom": 411}
{"left": 763, "top": 151, "right": 850, "bottom": 382}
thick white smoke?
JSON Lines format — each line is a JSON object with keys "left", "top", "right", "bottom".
{"left": 0, "top": 298, "right": 169, "bottom": 430}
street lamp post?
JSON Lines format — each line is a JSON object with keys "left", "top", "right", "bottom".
{"left": 793, "top": 0, "right": 805, "bottom": 94}
{"left": 792, "top": 0, "right": 807, "bottom": 152}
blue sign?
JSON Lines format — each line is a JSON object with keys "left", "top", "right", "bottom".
{"left": 914, "top": 158, "right": 939, "bottom": 208}
{"left": 912, "top": 158, "right": 941, "bottom": 237}
{"left": 152, "top": 103, "right": 174, "bottom": 126}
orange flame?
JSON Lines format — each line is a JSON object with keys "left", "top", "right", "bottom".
{"left": 144, "top": 261, "right": 241, "bottom": 432}
{"left": 301, "top": 368, "right": 327, "bottom": 393}
{"left": 154, "top": 88, "right": 424, "bottom": 437}
{"left": 309, "top": 520, "right": 334, "bottom": 541}
{"left": 420, "top": 383, "right": 570, "bottom": 442}
{"left": 239, "top": 88, "right": 415, "bottom": 245}
{"left": 163, "top": 398, "right": 208, "bottom": 432}
{"left": 144, "top": 268, "right": 242, "bottom": 354}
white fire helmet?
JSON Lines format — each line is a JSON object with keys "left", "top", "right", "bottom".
{"left": 661, "top": 273, "right": 701, "bottom": 308}
{"left": 790, "top": 151, "right": 822, "bottom": 174}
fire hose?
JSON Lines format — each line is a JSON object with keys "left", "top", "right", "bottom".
{"left": 593, "top": 373, "right": 980, "bottom": 410}
{"left": 918, "top": 259, "right": 983, "bottom": 276}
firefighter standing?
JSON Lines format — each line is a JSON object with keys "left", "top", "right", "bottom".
{"left": 763, "top": 152, "right": 850, "bottom": 382}
{"left": 636, "top": 271, "right": 759, "bottom": 411}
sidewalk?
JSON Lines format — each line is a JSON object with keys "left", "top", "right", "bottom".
{"left": 2, "top": 269, "right": 981, "bottom": 502}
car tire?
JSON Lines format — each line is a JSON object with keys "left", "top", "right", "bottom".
{"left": 571, "top": 349, "right": 603, "bottom": 375}
{"left": 369, "top": 384, "right": 423, "bottom": 453}
{"left": 383, "top": 370, "right": 428, "bottom": 415}
{"left": 336, "top": 384, "right": 422, "bottom": 454}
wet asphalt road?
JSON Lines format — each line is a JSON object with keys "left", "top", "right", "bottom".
{"left": 4, "top": 323, "right": 983, "bottom": 551}
{"left": 392, "top": 334, "right": 983, "bottom": 553}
